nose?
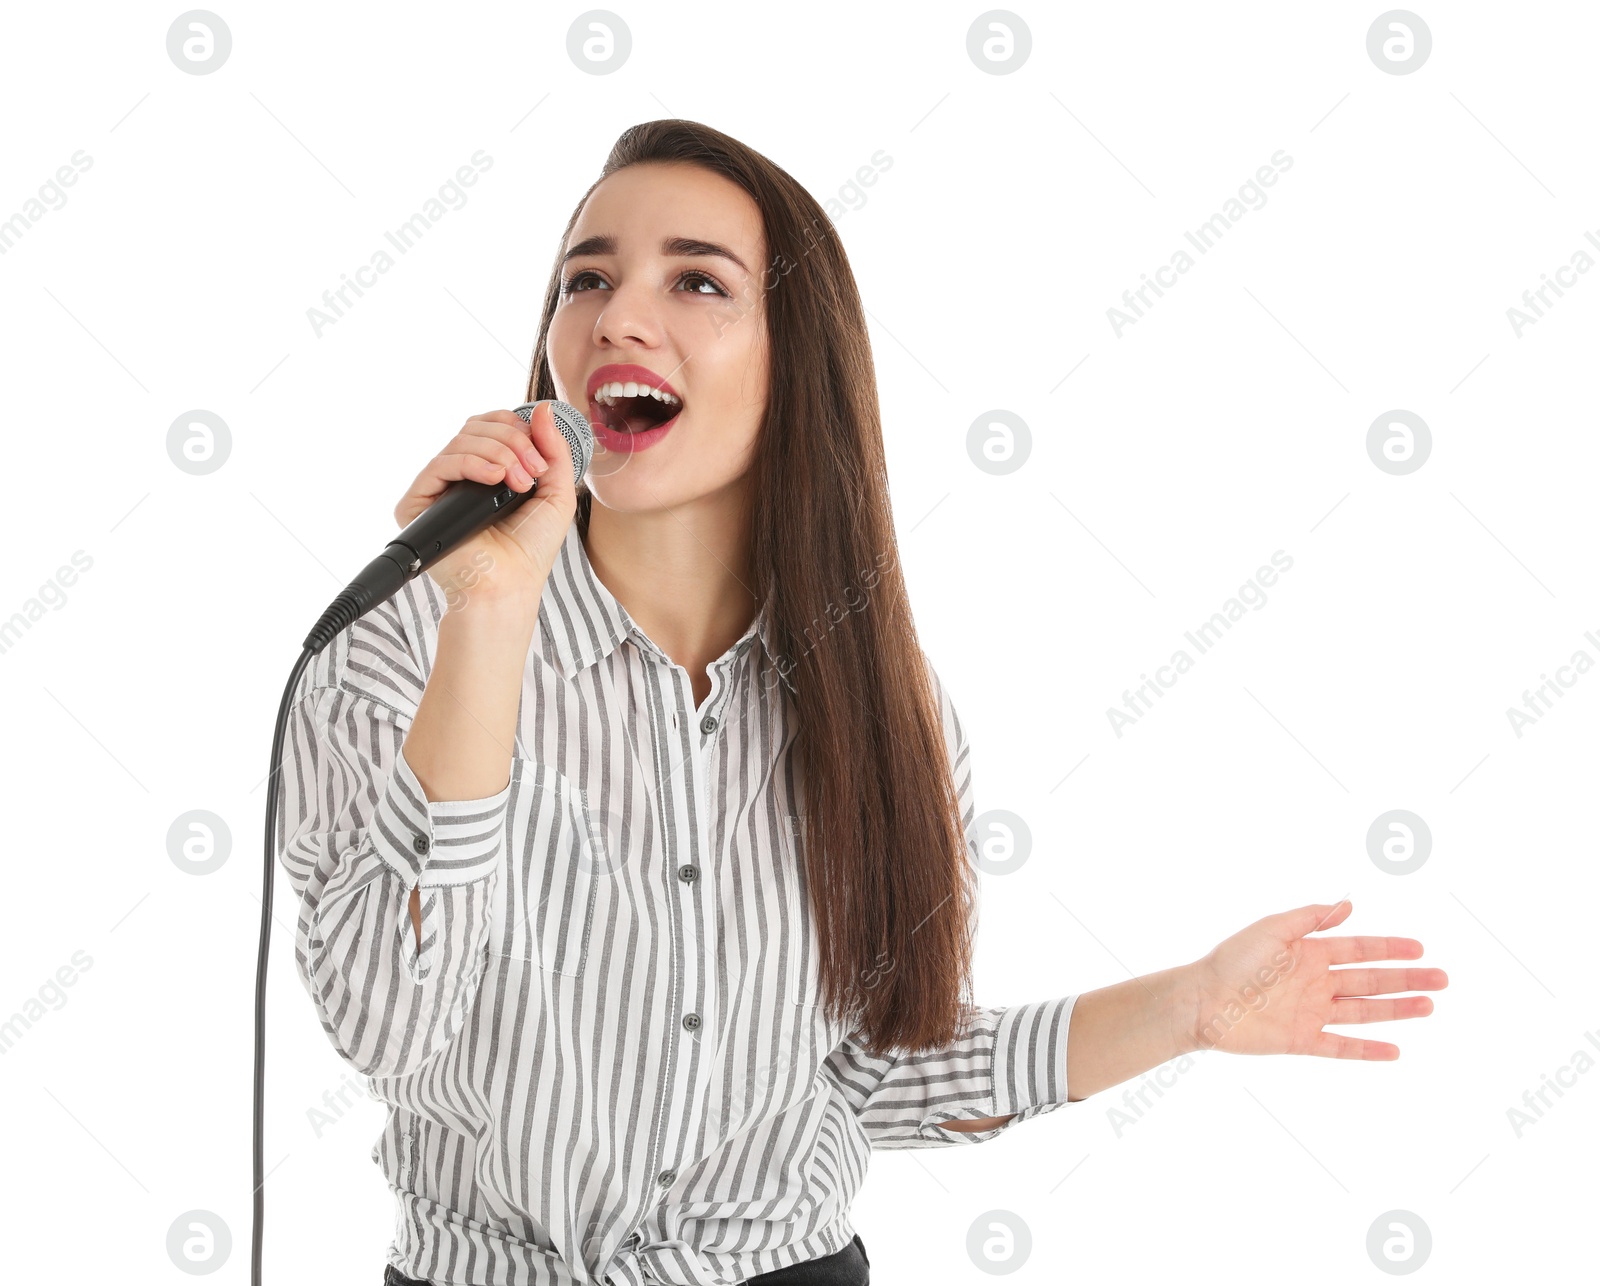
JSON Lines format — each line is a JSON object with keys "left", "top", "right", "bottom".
{"left": 591, "top": 273, "right": 662, "bottom": 350}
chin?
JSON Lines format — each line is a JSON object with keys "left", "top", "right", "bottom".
{"left": 592, "top": 465, "right": 741, "bottom": 515}
{"left": 587, "top": 473, "right": 681, "bottom": 512}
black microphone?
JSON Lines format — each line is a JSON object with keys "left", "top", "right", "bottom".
{"left": 303, "top": 399, "right": 594, "bottom": 653}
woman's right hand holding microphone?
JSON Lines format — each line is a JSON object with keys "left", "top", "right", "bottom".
{"left": 393, "top": 402, "right": 579, "bottom": 617}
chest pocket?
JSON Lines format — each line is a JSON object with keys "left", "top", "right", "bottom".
{"left": 491, "top": 760, "right": 599, "bottom": 976}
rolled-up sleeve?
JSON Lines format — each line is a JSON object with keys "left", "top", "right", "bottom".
{"left": 820, "top": 655, "right": 1080, "bottom": 1147}
{"left": 823, "top": 995, "right": 1078, "bottom": 1147}
{"left": 275, "top": 598, "right": 511, "bottom": 1080}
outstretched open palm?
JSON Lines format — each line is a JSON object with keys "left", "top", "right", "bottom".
{"left": 1189, "top": 899, "right": 1448, "bottom": 1060}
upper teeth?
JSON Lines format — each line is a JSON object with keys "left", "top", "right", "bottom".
{"left": 593, "top": 380, "right": 680, "bottom": 407}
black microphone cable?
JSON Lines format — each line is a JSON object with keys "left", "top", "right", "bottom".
{"left": 251, "top": 400, "right": 592, "bottom": 1285}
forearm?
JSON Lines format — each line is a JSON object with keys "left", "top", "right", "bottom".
{"left": 404, "top": 592, "right": 540, "bottom": 801}
{"left": 942, "top": 1114, "right": 1013, "bottom": 1132}
{"left": 1064, "top": 963, "right": 1196, "bottom": 1101}
{"left": 402, "top": 588, "right": 540, "bottom": 949}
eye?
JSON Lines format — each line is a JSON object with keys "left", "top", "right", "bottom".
{"left": 561, "top": 269, "right": 605, "bottom": 295}
{"left": 559, "top": 268, "right": 732, "bottom": 299}
{"left": 677, "top": 270, "right": 730, "bottom": 298}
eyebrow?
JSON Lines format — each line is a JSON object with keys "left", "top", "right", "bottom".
{"left": 561, "top": 234, "right": 749, "bottom": 274}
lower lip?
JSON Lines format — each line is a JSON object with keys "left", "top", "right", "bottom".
{"left": 589, "top": 403, "right": 681, "bottom": 454}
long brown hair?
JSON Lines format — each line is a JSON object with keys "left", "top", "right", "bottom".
{"left": 523, "top": 119, "right": 975, "bottom": 1057}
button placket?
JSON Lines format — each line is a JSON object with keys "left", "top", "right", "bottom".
{"left": 646, "top": 660, "right": 708, "bottom": 1216}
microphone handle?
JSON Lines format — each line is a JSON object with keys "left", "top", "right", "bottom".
{"left": 391, "top": 474, "right": 538, "bottom": 577}
{"left": 302, "top": 406, "right": 542, "bottom": 653}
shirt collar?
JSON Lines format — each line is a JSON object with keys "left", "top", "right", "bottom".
{"left": 539, "top": 520, "right": 790, "bottom": 692}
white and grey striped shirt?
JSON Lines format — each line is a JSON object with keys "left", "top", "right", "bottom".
{"left": 277, "top": 519, "right": 1078, "bottom": 1286}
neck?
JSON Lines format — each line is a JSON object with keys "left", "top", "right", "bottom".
{"left": 582, "top": 488, "right": 759, "bottom": 673}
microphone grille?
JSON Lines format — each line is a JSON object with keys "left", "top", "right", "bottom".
{"left": 514, "top": 400, "right": 594, "bottom": 483}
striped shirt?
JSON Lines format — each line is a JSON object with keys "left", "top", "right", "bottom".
{"left": 277, "top": 519, "right": 1079, "bottom": 1286}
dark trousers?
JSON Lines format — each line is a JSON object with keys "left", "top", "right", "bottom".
{"left": 383, "top": 1232, "right": 869, "bottom": 1285}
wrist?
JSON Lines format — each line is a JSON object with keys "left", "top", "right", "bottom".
{"left": 1170, "top": 960, "right": 1206, "bottom": 1057}
{"left": 439, "top": 575, "right": 547, "bottom": 627}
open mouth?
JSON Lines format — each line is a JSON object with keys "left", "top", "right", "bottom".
{"left": 590, "top": 385, "right": 683, "bottom": 435}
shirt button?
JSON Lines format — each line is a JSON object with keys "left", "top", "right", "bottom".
{"left": 677, "top": 864, "right": 698, "bottom": 883}
{"left": 700, "top": 713, "right": 718, "bottom": 734}
{"left": 657, "top": 1168, "right": 676, "bottom": 1187}
{"left": 412, "top": 834, "right": 430, "bottom": 855}
{"left": 682, "top": 1012, "right": 700, "bottom": 1031}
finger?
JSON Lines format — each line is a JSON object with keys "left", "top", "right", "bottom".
{"left": 410, "top": 451, "right": 518, "bottom": 496}
{"left": 468, "top": 409, "right": 533, "bottom": 431}
{"left": 524, "top": 401, "right": 577, "bottom": 479}
{"left": 1323, "top": 936, "right": 1426, "bottom": 966}
{"left": 467, "top": 412, "right": 553, "bottom": 473}
{"left": 1310, "top": 1031, "right": 1399, "bottom": 1060}
{"left": 1329, "top": 995, "right": 1436, "bottom": 1024}
{"left": 434, "top": 448, "right": 529, "bottom": 494}
{"left": 1329, "top": 966, "right": 1449, "bottom": 997}
{"left": 448, "top": 434, "right": 538, "bottom": 489}
{"left": 1273, "top": 898, "right": 1352, "bottom": 939}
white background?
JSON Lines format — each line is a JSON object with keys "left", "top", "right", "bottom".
{"left": 1, "top": 0, "right": 1595, "bottom": 1282}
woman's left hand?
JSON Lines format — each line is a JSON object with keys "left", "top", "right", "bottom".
{"left": 1185, "top": 899, "right": 1448, "bottom": 1060}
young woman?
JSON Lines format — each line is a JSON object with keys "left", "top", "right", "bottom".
{"left": 278, "top": 119, "right": 1448, "bottom": 1286}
